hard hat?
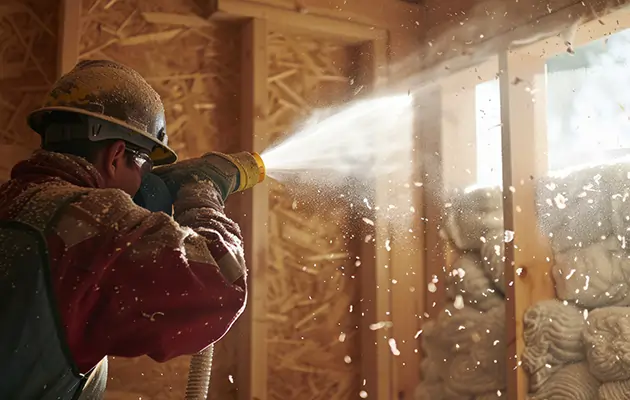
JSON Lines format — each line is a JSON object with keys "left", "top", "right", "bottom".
{"left": 27, "top": 60, "right": 177, "bottom": 165}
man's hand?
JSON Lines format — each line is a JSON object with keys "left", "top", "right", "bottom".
{"left": 152, "top": 152, "right": 241, "bottom": 201}
{"left": 133, "top": 172, "right": 174, "bottom": 215}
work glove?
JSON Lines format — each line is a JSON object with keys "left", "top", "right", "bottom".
{"left": 133, "top": 172, "right": 174, "bottom": 216}
{"left": 151, "top": 152, "right": 243, "bottom": 202}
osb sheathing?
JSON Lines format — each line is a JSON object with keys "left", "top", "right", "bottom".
{"left": 265, "top": 31, "right": 361, "bottom": 399}
{"left": 0, "top": 0, "right": 58, "bottom": 182}
{"left": 79, "top": 0, "right": 242, "bottom": 399}
{"left": 80, "top": 0, "right": 242, "bottom": 161}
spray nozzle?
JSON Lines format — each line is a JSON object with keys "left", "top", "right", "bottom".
{"left": 221, "top": 151, "right": 266, "bottom": 192}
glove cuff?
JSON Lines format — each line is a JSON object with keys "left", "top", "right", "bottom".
{"left": 204, "top": 151, "right": 265, "bottom": 192}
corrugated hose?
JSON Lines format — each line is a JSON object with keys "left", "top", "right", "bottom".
{"left": 184, "top": 344, "right": 214, "bottom": 400}
{"left": 183, "top": 150, "right": 265, "bottom": 400}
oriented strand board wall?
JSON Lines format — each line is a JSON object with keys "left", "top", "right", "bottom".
{"left": 0, "top": 0, "right": 58, "bottom": 181}
{"left": 80, "top": 0, "right": 242, "bottom": 160}
{"left": 265, "top": 32, "right": 361, "bottom": 400}
{"left": 79, "top": 1, "right": 242, "bottom": 399}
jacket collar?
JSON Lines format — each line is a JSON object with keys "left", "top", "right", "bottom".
{"left": 11, "top": 150, "right": 105, "bottom": 189}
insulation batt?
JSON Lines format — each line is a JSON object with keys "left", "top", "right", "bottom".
{"left": 442, "top": 186, "right": 503, "bottom": 251}
{"left": 606, "top": 161, "right": 630, "bottom": 243}
{"left": 521, "top": 300, "right": 586, "bottom": 392}
{"left": 537, "top": 160, "right": 630, "bottom": 253}
{"left": 474, "top": 393, "right": 505, "bottom": 400}
{"left": 421, "top": 305, "right": 506, "bottom": 396}
{"left": 553, "top": 236, "right": 630, "bottom": 308}
{"left": 446, "top": 253, "right": 504, "bottom": 311}
{"left": 599, "top": 379, "right": 630, "bottom": 400}
{"left": 583, "top": 307, "right": 630, "bottom": 382}
{"left": 414, "top": 381, "right": 473, "bottom": 400}
{"left": 528, "top": 362, "right": 599, "bottom": 400}
{"left": 479, "top": 229, "right": 506, "bottom": 294}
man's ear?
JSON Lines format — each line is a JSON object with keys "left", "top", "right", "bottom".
{"left": 102, "top": 140, "right": 127, "bottom": 178}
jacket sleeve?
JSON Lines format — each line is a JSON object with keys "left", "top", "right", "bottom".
{"left": 48, "top": 182, "right": 247, "bottom": 371}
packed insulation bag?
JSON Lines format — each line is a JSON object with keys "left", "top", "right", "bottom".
{"left": 606, "top": 159, "right": 630, "bottom": 242}
{"left": 441, "top": 186, "right": 504, "bottom": 251}
{"left": 528, "top": 362, "right": 599, "bottom": 400}
{"left": 422, "top": 304, "right": 506, "bottom": 396}
{"left": 521, "top": 300, "right": 586, "bottom": 391}
{"left": 583, "top": 307, "right": 630, "bottom": 382}
{"left": 552, "top": 236, "right": 630, "bottom": 308}
{"left": 445, "top": 253, "right": 504, "bottom": 312}
{"left": 599, "top": 379, "right": 630, "bottom": 400}
{"left": 414, "top": 381, "right": 473, "bottom": 400}
{"left": 537, "top": 163, "right": 615, "bottom": 253}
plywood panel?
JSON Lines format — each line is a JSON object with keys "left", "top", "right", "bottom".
{"left": 0, "top": 0, "right": 59, "bottom": 181}
{"left": 265, "top": 31, "right": 361, "bottom": 400}
{"left": 79, "top": 1, "right": 242, "bottom": 399}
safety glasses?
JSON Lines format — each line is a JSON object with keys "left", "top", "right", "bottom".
{"left": 126, "top": 147, "right": 154, "bottom": 176}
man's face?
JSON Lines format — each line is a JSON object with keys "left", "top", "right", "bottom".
{"left": 98, "top": 140, "right": 153, "bottom": 196}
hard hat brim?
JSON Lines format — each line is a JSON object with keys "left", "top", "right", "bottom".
{"left": 28, "top": 106, "right": 178, "bottom": 166}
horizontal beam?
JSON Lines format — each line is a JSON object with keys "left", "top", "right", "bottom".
{"left": 214, "top": 0, "right": 387, "bottom": 44}
{"left": 397, "top": 0, "right": 630, "bottom": 90}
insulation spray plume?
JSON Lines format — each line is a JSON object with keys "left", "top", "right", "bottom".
{"left": 258, "top": 94, "right": 414, "bottom": 185}
{"left": 184, "top": 152, "right": 264, "bottom": 400}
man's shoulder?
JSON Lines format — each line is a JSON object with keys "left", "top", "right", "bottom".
{"left": 13, "top": 180, "right": 146, "bottom": 232}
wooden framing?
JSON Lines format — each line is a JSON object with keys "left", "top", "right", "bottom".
{"left": 213, "top": 0, "right": 387, "bottom": 44}
{"left": 211, "top": 2, "right": 412, "bottom": 399}
{"left": 351, "top": 38, "right": 396, "bottom": 400}
{"left": 57, "top": 0, "right": 81, "bottom": 77}
{"left": 499, "top": 49, "right": 555, "bottom": 400}
{"left": 418, "top": 57, "right": 500, "bottom": 320}
{"left": 235, "top": 18, "right": 270, "bottom": 400}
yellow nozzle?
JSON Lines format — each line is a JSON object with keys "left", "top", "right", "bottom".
{"left": 223, "top": 151, "right": 266, "bottom": 192}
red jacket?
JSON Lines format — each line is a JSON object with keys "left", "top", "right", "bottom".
{"left": 0, "top": 150, "right": 247, "bottom": 372}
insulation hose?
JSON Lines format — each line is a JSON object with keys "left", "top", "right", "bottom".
{"left": 185, "top": 345, "right": 214, "bottom": 400}
{"left": 183, "top": 151, "right": 264, "bottom": 399}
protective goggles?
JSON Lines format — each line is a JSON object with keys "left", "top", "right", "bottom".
{"left": 126, "top": 147, "right": 154, "bottom": 176}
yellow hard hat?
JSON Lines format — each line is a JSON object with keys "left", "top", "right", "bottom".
{"left": 27, "top": 60, "right": 177, "bottom": 165}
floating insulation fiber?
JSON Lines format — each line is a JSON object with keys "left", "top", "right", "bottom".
{"left": 442, "top": 186, "right": 503, "bottom": 251}
{"left": 553, "top": 236, "right": 630, "bottom": 308}
{"left": 521, "top": 300, "right": 586, "bottom": 392}
{"left": 583, "top": 307, "right": 630, "bottom": 382}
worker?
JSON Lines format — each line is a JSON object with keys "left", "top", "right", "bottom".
{"left": 0, "top": 60, "right": 249, "bottom": 399}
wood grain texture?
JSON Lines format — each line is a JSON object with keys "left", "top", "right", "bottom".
{"left": 0, "top": 0, "right": 58, "bottom": 181}
{"left": 265, "top": 31, "right": 361, "bottom": 400}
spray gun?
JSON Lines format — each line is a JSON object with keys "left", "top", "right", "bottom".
{"left": 132, "top": 151, "right": 265, "bottom": 400}
{"left": 133, "top": 151, "right": 266, "bottom": 216}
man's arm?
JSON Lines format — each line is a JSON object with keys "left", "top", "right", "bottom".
{"left": 48, "top": 181, "right": 246, "bottom": 372}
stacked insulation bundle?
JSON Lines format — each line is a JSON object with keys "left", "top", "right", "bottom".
{"left": 521, "top": 158, "right": 630, "bottom": 399}
{"left": 415, "top": 186, "right": 508, "bottom": 400}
